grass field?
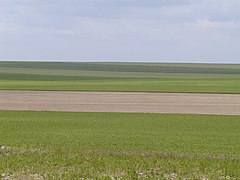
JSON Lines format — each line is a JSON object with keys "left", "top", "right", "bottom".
{"left": 1, "top": 62, "right": 240, "bottom": 179}
{"left": 0, "top": 62, "right": 240, "bottom": 93}
{"left": 0, "top": 111, "right": 239, "bottom": 179}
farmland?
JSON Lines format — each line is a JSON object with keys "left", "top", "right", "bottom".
{"left": 0, "top": 91, "right": 240, "bottom": 115}
{"left": 0, "top": 62, "right": 240, "bottom": 93}
{"left": 0, "top": 111, "right": 240, "bottom": 179}
{"left": 0, "top": 61, "right": 240, "bottom": 179}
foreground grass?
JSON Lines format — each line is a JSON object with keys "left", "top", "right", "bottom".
{"left": 1, "top": 148, "right": 239, "bottom": 179}
{"left": 0, "top": 111, "right": 239, "bottom": 179}
{"left": 0, "top": 62, "right": 240, "bottom": 94}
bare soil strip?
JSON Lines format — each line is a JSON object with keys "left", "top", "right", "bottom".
{"left": 0, "top": 91, "right": 239, "bottom": 115}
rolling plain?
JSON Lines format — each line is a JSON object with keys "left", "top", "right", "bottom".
{"left": 0, "top": 62, "right": 240, "bottom": 93}
{"left": 0, "top": 62, "right": 240, "bottom": 179}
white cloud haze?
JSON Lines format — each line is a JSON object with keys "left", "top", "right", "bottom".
{"left": 0, "top": 0, "right": 240, "bottom": 63}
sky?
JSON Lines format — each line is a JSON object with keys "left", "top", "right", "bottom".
{"left": 0, "top": 0, "right": 240, "bottom": 63}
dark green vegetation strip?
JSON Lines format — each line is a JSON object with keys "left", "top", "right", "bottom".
{"left": 0, "top": 61, "right": 240, "bottom": 93}
{"left": 1, "top": 61, "right": 240, "bottom": 74}
{"left": 0, "top": 111, "right": 239, "bottom": 178}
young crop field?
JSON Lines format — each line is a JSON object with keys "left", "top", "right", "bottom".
{"left": 0, "top": 111, "right": 239, "bottom": 179}
{"left": 0, "top": 62, "right": 239, "bottom": 179}
{"left": 0, "top": 62, "right": 240, "bottom": 93}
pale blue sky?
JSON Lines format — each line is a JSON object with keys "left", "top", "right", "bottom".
{"left": 0, "top": 0, "right": 240, "bottom": 63}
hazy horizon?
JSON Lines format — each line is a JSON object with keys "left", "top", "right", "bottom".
{"left": 1, "top": 60, "right": 240, "bottom": 65}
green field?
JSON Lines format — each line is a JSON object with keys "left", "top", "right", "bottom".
{"left": 0, "top": 61, "right": 240, "bottom": 93}
{"left": 0, "top": 111, "right": 239, "bottom": 179}
{"left": 1, "top": 62, "right": 240, "bottom": 179}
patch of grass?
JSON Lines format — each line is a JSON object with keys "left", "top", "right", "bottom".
{"left": 1, "top": 148, "right": 239, "bottom": 179}
{"left": 0, "top": 111, "right": 239, "bottom": 178}
{"left": 0, "top": 78, "right": 240, "bottom": 93}
{"left": 0, "top": 62, "right": 240, "bottom": 93}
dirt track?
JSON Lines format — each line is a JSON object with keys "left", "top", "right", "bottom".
{"left": 0, "top": 91, "right": 239, "bottom": 115}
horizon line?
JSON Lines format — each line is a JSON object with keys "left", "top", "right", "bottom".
{"left": 0, "top": 60, "right": 239, "bottom": 65}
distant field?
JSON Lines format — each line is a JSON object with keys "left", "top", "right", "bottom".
{"left": 0, "top": 111, "right": 239, "bottom": 179}
{"left": 0, "top": 62, "right": 240, "bottom": 93}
